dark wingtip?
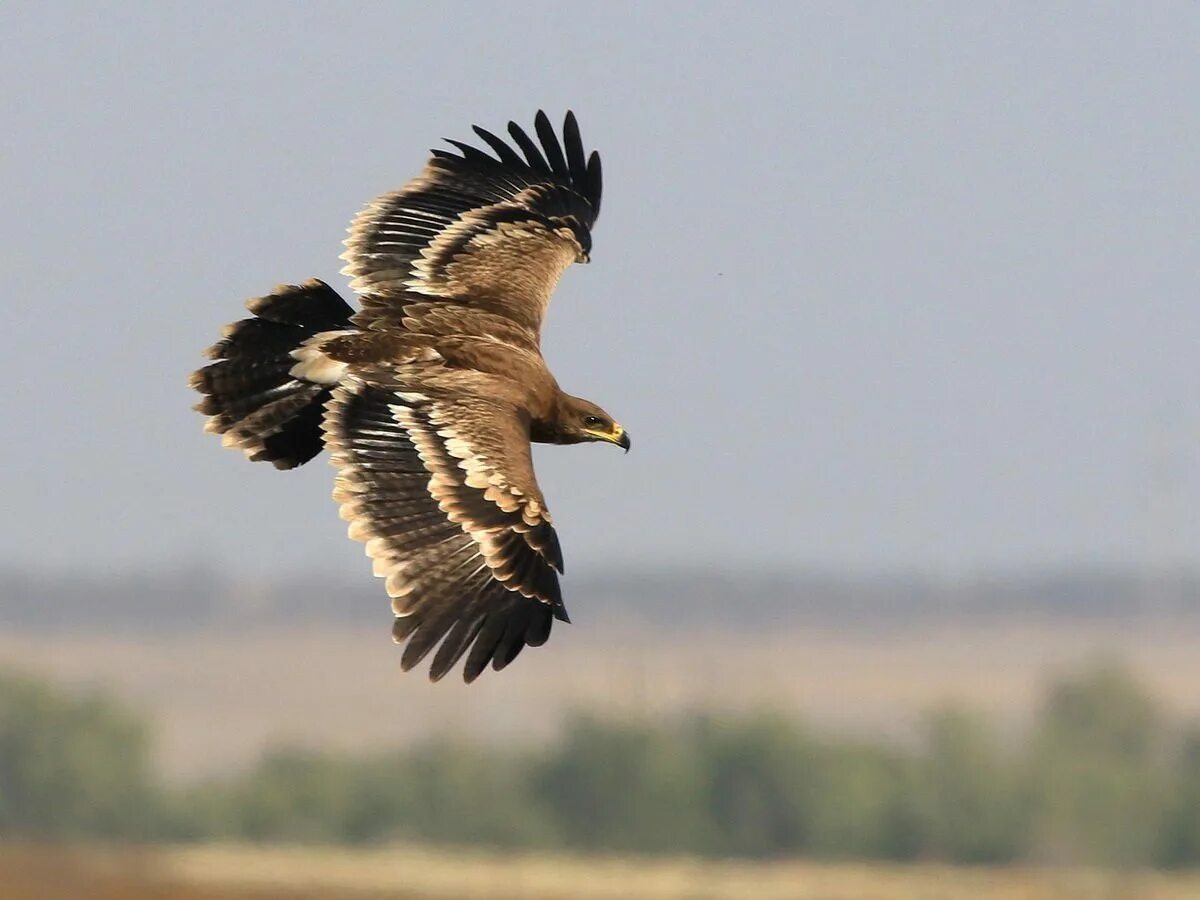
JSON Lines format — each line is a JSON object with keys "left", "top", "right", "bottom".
{"left": 444, "top": 138, "right": 496, "bottom": 164}
{"left": 586, "top": 150, "right": 602, "bottom": 213}
{"left": 491, "top": 642, "right": 524, "bottom": 672}
{"left": 437, "top": 111, "right": 601, "bottom": 220}
{"left": 471, "top": 125, "right": 524, "bottom": 167}
{"left": 508, "top": 119, "right": 550, "bottom": 173}
{"left": 562, "top": 111, "right": 588, "bottom": 185}
{"left": 534, "top": 110, "right": 567, "bottom": 176}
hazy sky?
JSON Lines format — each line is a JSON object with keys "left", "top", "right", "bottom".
{"left": 3, "top": 3, "right": 1198, "bottom": 580}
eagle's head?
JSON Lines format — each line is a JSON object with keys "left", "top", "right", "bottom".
{"left": 557, "top": 396, "right": 630, "bottom": 451}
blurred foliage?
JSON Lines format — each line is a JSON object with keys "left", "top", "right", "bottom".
{"left": 907, "top": 706, "right": 1025, "bottom": 862}
{"left": 1022, "top": 661, "right": 1173, "bottom": 866}
{"left": 1, "top": 660, "right": 1199, "bottom": 867}
{"left": 535, "top": 715, "right": 716, "bottom": 853}
{"left": 0, "top": 668, "right": 158, "bottom": 838}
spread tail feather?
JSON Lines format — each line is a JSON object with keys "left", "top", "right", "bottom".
{"left": 191, "top": 279, "right": 355, "bottom": 469}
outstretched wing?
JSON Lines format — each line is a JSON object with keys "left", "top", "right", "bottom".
{"left": 342, "top": 110, "right": 602, "bottom": 337}
{"left": 325, "top": 376, "right": 567, "bottom": 682}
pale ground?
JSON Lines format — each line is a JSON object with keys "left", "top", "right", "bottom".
{"left": 3, "top": 842, "right": 1200, "bottom": 900}
{"left": 2, "top": 615, "right": 1199, "bottom": 778}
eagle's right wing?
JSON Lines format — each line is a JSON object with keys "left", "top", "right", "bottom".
{"left": 325, "top": 375, "right": 566, "bottom": 682}
{"left": 342, "top": 111, "right": 602, "bottom": 340}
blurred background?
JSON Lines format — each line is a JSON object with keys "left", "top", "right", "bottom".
{"left": 2, "top": 2, "right": 1198, "bottom": 897}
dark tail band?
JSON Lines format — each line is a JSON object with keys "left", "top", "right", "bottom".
{"left": 191, "top": 279, "right": 355, "bottom": 469}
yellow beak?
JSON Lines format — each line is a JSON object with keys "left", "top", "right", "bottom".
{"left": 585, "top": 423, "right": 631, "bottom": 453}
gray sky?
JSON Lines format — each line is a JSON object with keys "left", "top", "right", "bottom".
{"left": 3, "top": 3, "right": 1198, "bottom": 579}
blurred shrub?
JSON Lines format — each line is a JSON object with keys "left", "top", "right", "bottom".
{"left": 690, "top": 714, "right": 816, "bottom": 856}
{"left": 0, "top": 668, "right": 158, "bottom": 838}
{"left": 906, "top": 706, "right": 1026, "bottom": 862}
{"left": 1161, "top": 728, "right": 1200, "bottom": 866}
{"left": 205, "top": 748, "right": 359, "bottom": 843}
{"left": 355, "top": 740, "right": 556, "bottom": 847}
{"left": 1023, "top": 661, "right": 1173, "bottom": 866}
{"left": 173, "top": 740, "right": 556, "bottom": 848}
{"left": 534, "top": 715, "right": 714, "bottom": 853}
{"left": 3, "top": 660, "right": 1200, "bottom": 866}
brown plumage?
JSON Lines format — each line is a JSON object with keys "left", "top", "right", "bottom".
{"left": 190, "top": 111, "right": 627, "bottom": 682}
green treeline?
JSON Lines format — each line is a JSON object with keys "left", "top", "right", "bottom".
{"left": 3, "top": 662, "right": 1200, "bottom": 866}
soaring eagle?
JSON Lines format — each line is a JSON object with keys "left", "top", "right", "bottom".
{"left": 190, "top": 111, "right": 625, "bottom": 682}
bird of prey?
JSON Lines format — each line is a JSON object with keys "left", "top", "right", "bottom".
{"left": 190, "top": 111, "right": 625, "bottom": 682}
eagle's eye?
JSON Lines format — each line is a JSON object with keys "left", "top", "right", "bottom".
{"left": 582, "top": 415, "right": 605, "bottom": 429}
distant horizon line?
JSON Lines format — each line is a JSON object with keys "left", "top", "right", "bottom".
{"left": 3, "top": 559, "right": 1198, "bottom": 586}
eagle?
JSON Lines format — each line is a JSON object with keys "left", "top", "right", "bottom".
{"left": 190, "top": 111, "right": 626, "bottom": 682}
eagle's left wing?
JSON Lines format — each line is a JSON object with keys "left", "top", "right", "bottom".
{"left": 342, "top": 111, "right": 602, "bottom": 339}
{"left": 325, "top": 375, "right": 566, "bottom": 682}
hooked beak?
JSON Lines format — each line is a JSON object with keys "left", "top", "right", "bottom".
{"left": 585, "top": 424, "right": 631, "bottom": 453}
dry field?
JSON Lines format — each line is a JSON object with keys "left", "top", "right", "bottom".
{"left": 2, "top": 616, "right": 1199, "bottom": 779}
{"left": 4, "top": 842, "right": 1200, "bottom": 900}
